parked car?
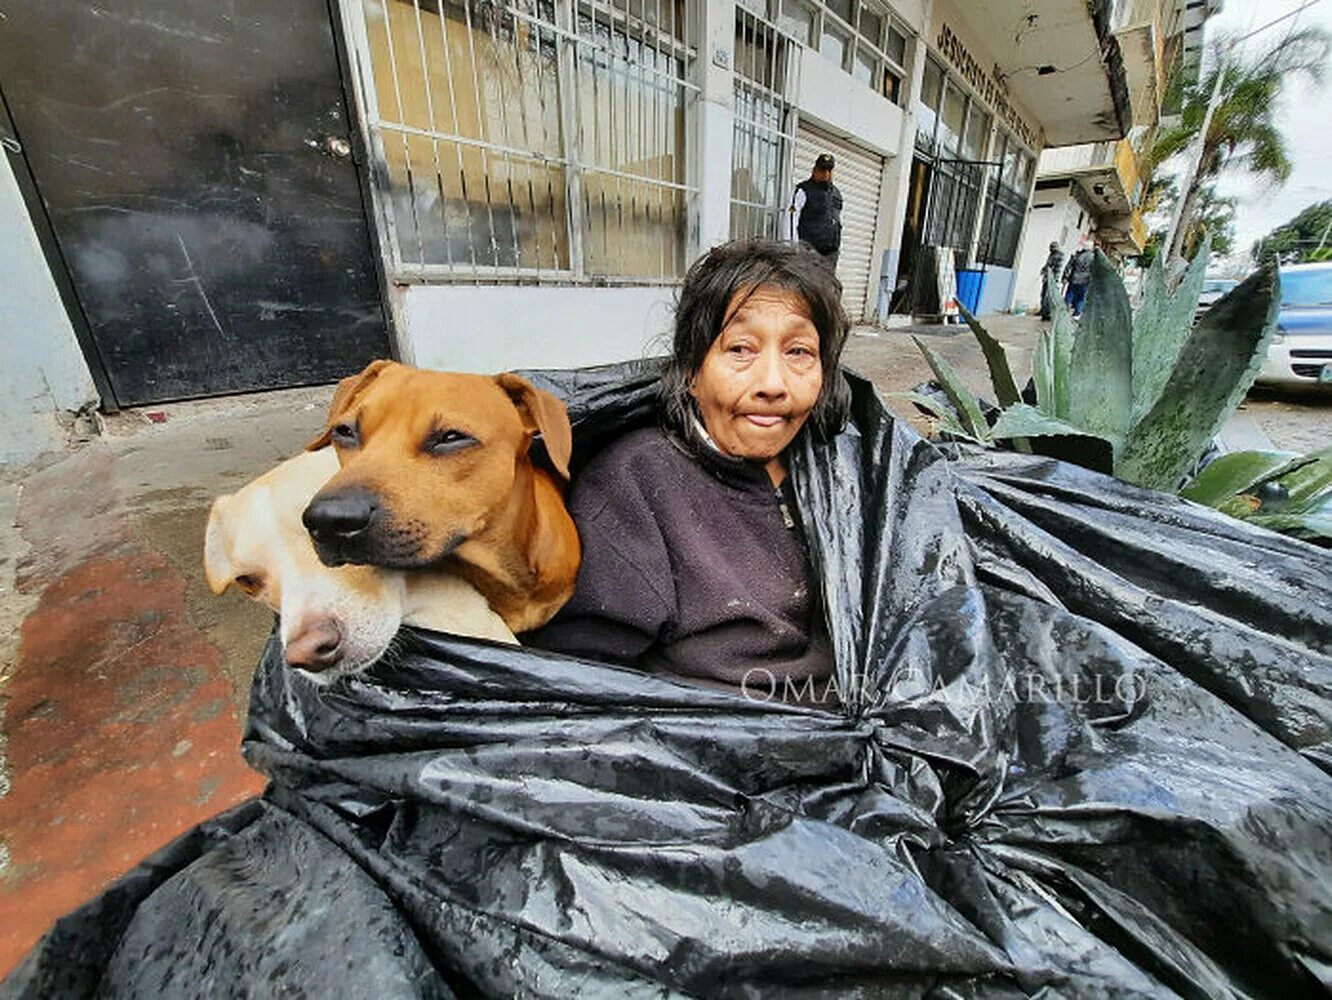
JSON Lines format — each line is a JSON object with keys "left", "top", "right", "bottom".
{"left": 1196, "top": 276, "right": 1239, "bottom": 321}
{"left": 1255, "top": 261, "right": 1332, "bottom": 389}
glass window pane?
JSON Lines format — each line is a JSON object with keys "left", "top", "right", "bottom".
{"left": 858, "top": 6, "right": 882, "bottom": 45}
{"left": 573, "top": 12, "right": 688, "bottom": 277}
{"left": 778, "top": 0, "right": 814, "bottom": 44}
{"left": 883, "top": 68, "right": 901, "bottom": 104}
{"left": 852, "top": 46, "right": 875, "bottom": 85}
{"left": 582, "top": 174, "right": 684, "bottom": 277}
{"left": 1017, "top": 152, "right": 1032, "bottom": 188}
{"left": 735, "top": 13, "right": 788, "bottom": 90}
{"left": 940, "top": 82, "right": 966, "bottom": 155}
{"left": 884, "top": 23, "right": 906, "bottom": 65}
{"left": 963, "top": 106, "right": 990, "bottom": 160}
{"left": 730, "top": 8, "right": 795, "bottom": 244}
{"left": 827, "top": 0, "right": 852, "bottom": 25}
{"left": 915, "top": 58, "right": 943, "bottom": 148}
{"left": 369, "top": 0, "right": 570, "bottom": 271}
{"left": 1001, "top": 133, "right": 1021, "bottom": 185}
{"left": 921, "top": 58, "right": 943, "bottom": 110}
{"left": 821, "top": 24, "right": 848, "bottom": 68}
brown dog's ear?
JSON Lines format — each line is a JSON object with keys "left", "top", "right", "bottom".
{"left": 203, "top": 496, "right": 237, "bottom": 595}
{"left": 495, "top": 373, "right": 573, "bottom": 481}
{"left": 307, "top": 359, "right": 397, "bottom": 450}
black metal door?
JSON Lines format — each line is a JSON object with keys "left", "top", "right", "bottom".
{"left": 0, "top": 0, "right": 390, "bottom": 406}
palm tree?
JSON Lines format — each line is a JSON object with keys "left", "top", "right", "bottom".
{"left": 1148, "top": 25, "right": 1330, "bottom": 266}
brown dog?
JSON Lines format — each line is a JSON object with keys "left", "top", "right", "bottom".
{"left": 303, "top": 361, "right": 580, "bottom": 634}
{"left": 205, "top": 448, "right": 516, "bottom": 684}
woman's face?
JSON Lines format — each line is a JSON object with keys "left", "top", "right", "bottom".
{"left": 689, "top": 285, "right": 823, "bottom": 481}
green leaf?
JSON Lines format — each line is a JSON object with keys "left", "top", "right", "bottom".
{"left": 1032, "top": 326, "right": 1056, "bottom": 414}
{"left": 1118, "top": 265, "right": 1281, "bottom": 491}
{"left": 1268, "top": 445, "right": 1332, "bottom": 507}
{"left": 910, "top": 337, "right": 990, "bottom": 441}
{"left": 957, "top": 302, "right": 1021, "bottom": 407}
{"left": 990, "top": 403, "right": 1115, "bottom": 447}
{"left": 1180, "top": 448, "right": 1297, "bottom": 505}
{"left": 1049, "top": 289, "right": 1077, "bottom": 419}
{"left": 1248, "top": 510, "right": 1332, "bottom": 543}
{"left": 889, "top": 391, "right": 988, "bottom": 443}
{"left": 1131, "top": 236, "right": 1211, "bottom": 424}
{"left": 1067, "top": 250, "right": 1133, "bottom": 450}
{"left": 989, "top": 402, "right": 1110, "bottom": 466}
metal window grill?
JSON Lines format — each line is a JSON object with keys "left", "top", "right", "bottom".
{"left": 343, "top": 0, "right": 696, "bottom": 283}
{"left": 729, "top": 9, "right": 798, "bottom": 241}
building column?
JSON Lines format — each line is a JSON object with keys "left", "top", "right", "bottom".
{"left": 690, "top": 0, "right": 736, "bottom": 257}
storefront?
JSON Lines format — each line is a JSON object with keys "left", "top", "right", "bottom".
{"left": 893, "top": 4, "right": 1042, "bottom": 317}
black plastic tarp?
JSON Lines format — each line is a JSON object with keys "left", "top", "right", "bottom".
{"left": 6, "top": 363, "right": 1331, "bottom": 998}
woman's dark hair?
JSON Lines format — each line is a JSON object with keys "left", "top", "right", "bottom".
{"left": 660, "top": 239, "right": 852, "bottom": 442}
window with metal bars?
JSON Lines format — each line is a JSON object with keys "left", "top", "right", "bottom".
{"left": 729, "top": 9, "right": 797, "bottom": 240}
{"left": 769, "top": 0, "right": 907, "bottom": 105}
{"left": 924, "top": 159, "right": 984, "bottom": 250}
{"left": 978, "top": 130, "right": 1033, "bottom": 267}
{"left": 347, "top": 0, "right": 695, "bottom": 283}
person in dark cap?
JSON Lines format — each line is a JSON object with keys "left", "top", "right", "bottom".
{"left": 784, "top": 153, "right": 843, "bottom": 269}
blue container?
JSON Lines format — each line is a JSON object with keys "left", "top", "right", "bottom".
{"left": 955, "top": 268, "right": 987, "bottom": 315}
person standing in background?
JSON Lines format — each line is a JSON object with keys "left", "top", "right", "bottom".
{"left": 1039, "top": 241, "right": 1066, "bottom": 321}
{"left": 1062, "top": 240, "right": 1096, "bottom": 318}
{"left": 784, "top": 154, "right": 843, "bottom": 270}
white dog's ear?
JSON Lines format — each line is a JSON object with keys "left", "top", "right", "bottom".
{"left": 203, "top": 496, "right": 237, "bottom": 595}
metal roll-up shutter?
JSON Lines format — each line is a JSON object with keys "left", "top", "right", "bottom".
{"left": 794, "top": 125, "right": 884, "bottom": 322}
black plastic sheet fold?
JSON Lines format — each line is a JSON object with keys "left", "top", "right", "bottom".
{"left": 5, "top": 363, "right": 1330, "bottom": 999}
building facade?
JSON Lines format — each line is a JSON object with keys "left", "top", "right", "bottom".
{"left": 1012, "top": 0, "right": 1222, "bottom": 311}
{"left": 3, "top": 0, "right": 1142, "bottom": 461}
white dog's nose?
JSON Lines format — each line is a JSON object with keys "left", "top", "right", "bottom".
{"left": 285, "top": 618, "right": 344, "bottom": 671}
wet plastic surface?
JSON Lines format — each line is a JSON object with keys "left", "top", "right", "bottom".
{"left": 5, "top": 364, "right": 1331, "bottom": 998}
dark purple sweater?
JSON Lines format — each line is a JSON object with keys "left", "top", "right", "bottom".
{"left": 526, "top": 426, "right": 836, "bottom": 707}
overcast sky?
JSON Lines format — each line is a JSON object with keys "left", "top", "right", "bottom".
{"left": 1203, "top": 0, "right": 1332, "bottom": 255}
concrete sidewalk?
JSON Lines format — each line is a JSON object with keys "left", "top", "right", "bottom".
{"left": 0, "top": 386, "right": 335, "bottom": 973}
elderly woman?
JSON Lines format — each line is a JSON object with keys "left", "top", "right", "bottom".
{"left": 529, "top": 240, "right": 850, "bottom": 706}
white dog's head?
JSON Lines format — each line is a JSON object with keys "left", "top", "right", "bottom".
{"left": 204, "top": 449, "right": 513, "bottom": 685}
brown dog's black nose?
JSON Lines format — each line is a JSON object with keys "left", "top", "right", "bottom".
{"left": 303, "top": 488, "right": 379, "bottom": 559}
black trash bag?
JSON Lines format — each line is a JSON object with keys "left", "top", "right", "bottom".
{"left": 5, "top": 363, "right": 1331, "bottom": 999}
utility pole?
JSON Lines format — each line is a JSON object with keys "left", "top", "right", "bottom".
{"left": 1161, "top": 60, "right": 1226, "bottom": 272}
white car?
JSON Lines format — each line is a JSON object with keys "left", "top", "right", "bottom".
{"left": 1195, "top": 277, "right": 1238, "bottom": 322}
{"left": 1255, "top": 262, "right": 1332, "bottom": 389}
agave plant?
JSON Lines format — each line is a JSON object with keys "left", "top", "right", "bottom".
{"left": 1181, "top": 446, "right": 1332, "bottom": 544}
{"left": 903, "top": 242, "right": 1281, "bottom": 493}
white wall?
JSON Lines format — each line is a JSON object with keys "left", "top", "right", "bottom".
{"left": 796, "top": 52, "right": 906, "bottom": 158}
{"left": 0, "top": 155, "right": 98, "bottom": 466}
{"left": 397, "top": 285, "right": 677, "bottom": 373}
{"left": 977, "top": 266, "right": 1014, "bottom": 315}
{"left": 1012, "top": 183, "right": 1093, "bottom": 311}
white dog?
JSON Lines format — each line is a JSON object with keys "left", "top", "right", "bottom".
{"left": 204, "top": 448, "right": 515, "bottom": 684}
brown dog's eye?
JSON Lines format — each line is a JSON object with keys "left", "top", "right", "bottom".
{"left": 331, "top": 422, "right": 358, "bottom": 446}
{"left": 426, "top": 429, "right": 477, "bottom": 456}
{"left": 234, "top": 574, "right": 263, "bottom": 595}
